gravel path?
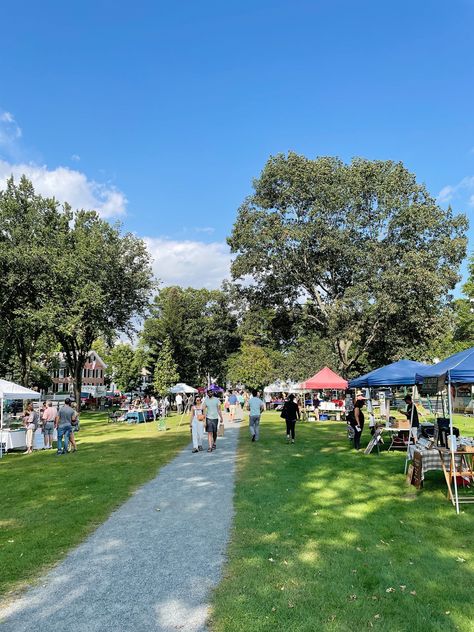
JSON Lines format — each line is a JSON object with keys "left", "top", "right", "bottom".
{"left": 0, "top": 420, "right": 241, "bottom": 632}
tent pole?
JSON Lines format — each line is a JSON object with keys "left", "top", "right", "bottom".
{"left": 447, "top": 378, "right": 459, "bottom": 514}
{"left": 404, "top": 392, "right": 415, "bottom": 474}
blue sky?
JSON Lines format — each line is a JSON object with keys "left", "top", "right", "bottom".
{"left": 1, "top": 0, "right": 473, "bottom": 289}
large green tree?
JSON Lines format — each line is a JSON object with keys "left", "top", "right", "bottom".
{"left": 108, "top": 343, "right": 148, "bottom": 393}
{"left": 228, "top": 153, "right": 468, "bottom": 375}
{"left": 0, "top": 176, "right": 70, "bottom": 385}
{"left": 52, "top": 210, "right": 154, "bottom": 406}
{"left": 142, "top": 286, "right": 240, "bottom": 386}
{"left": 153, "top": 337, "right": 179, "bottom": 395}
{"left": 226, "top": 343, "right": 276, "bottom": 390}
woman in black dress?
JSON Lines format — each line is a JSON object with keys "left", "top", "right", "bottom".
{"left": 281, "top": 394, "right": 300, "bottom": 443}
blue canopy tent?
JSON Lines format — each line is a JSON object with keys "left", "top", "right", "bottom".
{"left": 350, "top": 360, "right": 429, "bottom": 461}
{"left": 349, "top": 359, "right": 428, "bottom": 388}
{"left": 415, "top": 346, "right": 474, "bottom": 514}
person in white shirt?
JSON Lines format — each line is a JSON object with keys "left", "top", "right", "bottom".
{"left": 175, "top": 393, "right": 183, "bottom": 414}
{"left": 189, "top": 396, "right": 205, "bottom": 453}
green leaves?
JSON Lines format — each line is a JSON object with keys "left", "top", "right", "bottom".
{"left": 228, "top": 153, "right": 468, "bottom": 374}
{"left": 153, "top": 337, "right": 179, "bottom": 396}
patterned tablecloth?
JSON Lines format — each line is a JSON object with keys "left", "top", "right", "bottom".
{"left": 408, "top": 442, "right": 462, "bottom": 480}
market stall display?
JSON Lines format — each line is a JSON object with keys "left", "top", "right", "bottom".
{"left": 415, "top": 346, "right": 474, "bottom": 513}
{"left": 0, "top": 380, "right": 41, "bottom": 458}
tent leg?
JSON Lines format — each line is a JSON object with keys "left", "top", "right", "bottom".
{"left": 447, "top": 380, "right": 460, "bottom": 514}
{"left": 0, "top": 396, "right": 3, "bottom": 459}
{"left": 404, "top": 392, "right": 415, "bottom": 474}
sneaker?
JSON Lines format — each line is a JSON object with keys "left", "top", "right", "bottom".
{"left": 192, "top": 448, "right": 198, "bottom": 453}
{"left": 198, "top": 446, "right": 203, "bottom": 451}
{"left": 291, "top": 439, "right": 295, "bottom": 444}
{"left": 251, "top": 434, "right": 256, "bottom": 442}
{"left": 207, "top": 448, "right": 212, "bottom": 452}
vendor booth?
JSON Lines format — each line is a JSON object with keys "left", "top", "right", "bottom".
{"left": 415, "top": 347, "right": 474, "bottom": 514}
{"left": 0, "top": 380, "right": 41, "bottom": 458}
{"left": 349, "top": 360, "right": 428, "bottom": 452}
{"left": 299, "top": 368, "right": 348, "bottom": 420}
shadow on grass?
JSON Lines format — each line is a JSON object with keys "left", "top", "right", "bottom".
{"left": 211, "top": 417, "right": 474, "bottom": 632}
{"left": 0, "top": 417, "right": 189, "bottom": 599}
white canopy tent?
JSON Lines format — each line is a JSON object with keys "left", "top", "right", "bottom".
{"left": 169, "top": 383, "right": 198, "bottom": 394}
{"left": 0, "top": 380, "right": 41, "bottom": 458}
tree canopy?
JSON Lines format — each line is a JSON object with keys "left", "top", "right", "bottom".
{"left": 228, "top": 153, "right": 468, "bottom": 375}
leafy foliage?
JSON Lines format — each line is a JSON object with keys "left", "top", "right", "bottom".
{"left": 142, "top": 286, "right": 240, "bottom": 386}
{"left": 228, "top": 153, "right": 468, "bottom": 375}
{"left": 153, "top": 337, "right": 179, "bottom": 395}
{"left": 226, "top": 343, "right": 276, "bottom": 389}
{"left": 107, "top": 343, "right": 147, "bottom": 393}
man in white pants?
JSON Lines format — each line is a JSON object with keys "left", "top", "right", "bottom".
{"left": 189, "top": 396, "right": 205, "bottom": 453}
{"left": 175, "top": 393, "right": 183, "bottom": 414}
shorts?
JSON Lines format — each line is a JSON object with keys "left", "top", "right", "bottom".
{"left": 206, "top": 418, "right": 218, "bottom": 434}
{"left": 229, "top": 404, "right": 236, "bottom": 416}
{"left": 43, "top": 421, "right": 54, "bottom": 436}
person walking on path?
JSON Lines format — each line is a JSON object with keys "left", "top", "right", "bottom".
{"left": 248, "top": 389, "right": 264, "bottom": 441}
{"left": 228, "top": 390, "right": 237, "bottom": 421}
{"left": 189, "top": 396, "right": 205, "bottom": 453}
{"left": 203, "top": 390, "right": 223, "bottom": 452}
{"left": 281, "top": 393, "right": 300, "bottom": 443}
{"left": 351, "top": 395, "right": 366, "bottom": 450}
{"left": 55, "top": 398, "right": 76, "bottom": 455}
{"left": 42, "top": 401, "right": 57, "bottom": 450}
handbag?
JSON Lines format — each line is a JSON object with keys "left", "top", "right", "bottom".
{"left": 218, "top": 422, "right": 225, "bottom": 437}
{"left": 197, "top": 414, "right": 205, "bottom": 422}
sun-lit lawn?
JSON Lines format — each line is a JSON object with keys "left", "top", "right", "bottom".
{"left": 0, "top": 411, "right": 189, "bottom": 600}
{"left": 211, "top": 412, "right": 474, "bottom": 632}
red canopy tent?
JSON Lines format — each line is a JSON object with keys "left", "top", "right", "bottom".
{"left": 299, "top": 367, "right": 348, "bottom": 390}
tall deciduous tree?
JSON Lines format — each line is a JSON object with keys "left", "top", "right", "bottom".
{"left": 108, "top": 343, "right": 148, "bottom": 393}
{"left": 142, "top": 286, "right": 240, "bottom": 386}
{"left": 52, "top": 210, "right": 154, "bottom": 407}
{"left": 153, "top": 337, "right": 179, "bottom": 395}
{"left": 0, "top": 176, "right": 70, "bottom": 385}
{"left": 226, "top": 343, "right": 276, "bottom": 390}
{"left": 228, "top": 153, "right": 468, "bottom": 375}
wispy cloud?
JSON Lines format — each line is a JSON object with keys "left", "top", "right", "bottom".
{"left": 144, "top": 237, "right": 231, "bottom": 289}
{"left": 0, "top": 110, "right": 22, "bottom": 154}
{"left": 195, "top": 226, "right": 215, "bottom": 234}
{"left": 71, "top": 154, "right": 81, "bottom": 162}
{"left": 437, "top": 176, "right": 474, "bottom": 206}
{"left": 0, "top": 160, "right": 127, "bottom": 218}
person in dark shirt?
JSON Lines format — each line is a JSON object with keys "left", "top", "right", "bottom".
{"left": 281, "top": 394, "right": 300, "bottom": 444}
{"left": 351, "top": 395, "right": 366, "bottom": 450}
{"left": 401, "top": 395, "right": 419, "bottom": 441}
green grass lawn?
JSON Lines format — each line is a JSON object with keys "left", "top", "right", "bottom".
{"left": 0, "top": 411, "right": 189, "bottom": 601}
{"left": 211, "top": 413, "right": 474, "bottom": 632}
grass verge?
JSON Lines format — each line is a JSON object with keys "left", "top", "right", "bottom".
{"left": 0, "top": 411, "right": 189, "bottom": 600}
{"left": 211, "top": 413, "right": 474, "bottom": 632}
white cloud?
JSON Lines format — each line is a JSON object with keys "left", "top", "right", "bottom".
{"left": 0, "top": 110, "right": 22, "bottom": 146}
{"left": 144, "top": 237, "right": 232, "bottom": 289}
{"left": 71, "top": 154, "right": 81, "bottom": 162}
{"left": 437, "top": 176, "right": 474, "bottom": 205}
{"left": 195, "top": 226, "right": 215, "bottom": 234}
{"left": 0, "top": 159, "right": 127, "bottom": 218}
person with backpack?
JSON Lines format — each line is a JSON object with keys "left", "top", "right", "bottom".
{"left": 281, "top": 394, "right": 300, "bottom": 443}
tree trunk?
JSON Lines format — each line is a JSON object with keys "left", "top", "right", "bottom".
{"left": 73, "top": 364, "right": 83, "bottom": 412}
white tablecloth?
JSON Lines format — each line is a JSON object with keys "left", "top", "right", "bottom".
{"left": 0, "top": 428, "right": 27, "bottom": 451}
